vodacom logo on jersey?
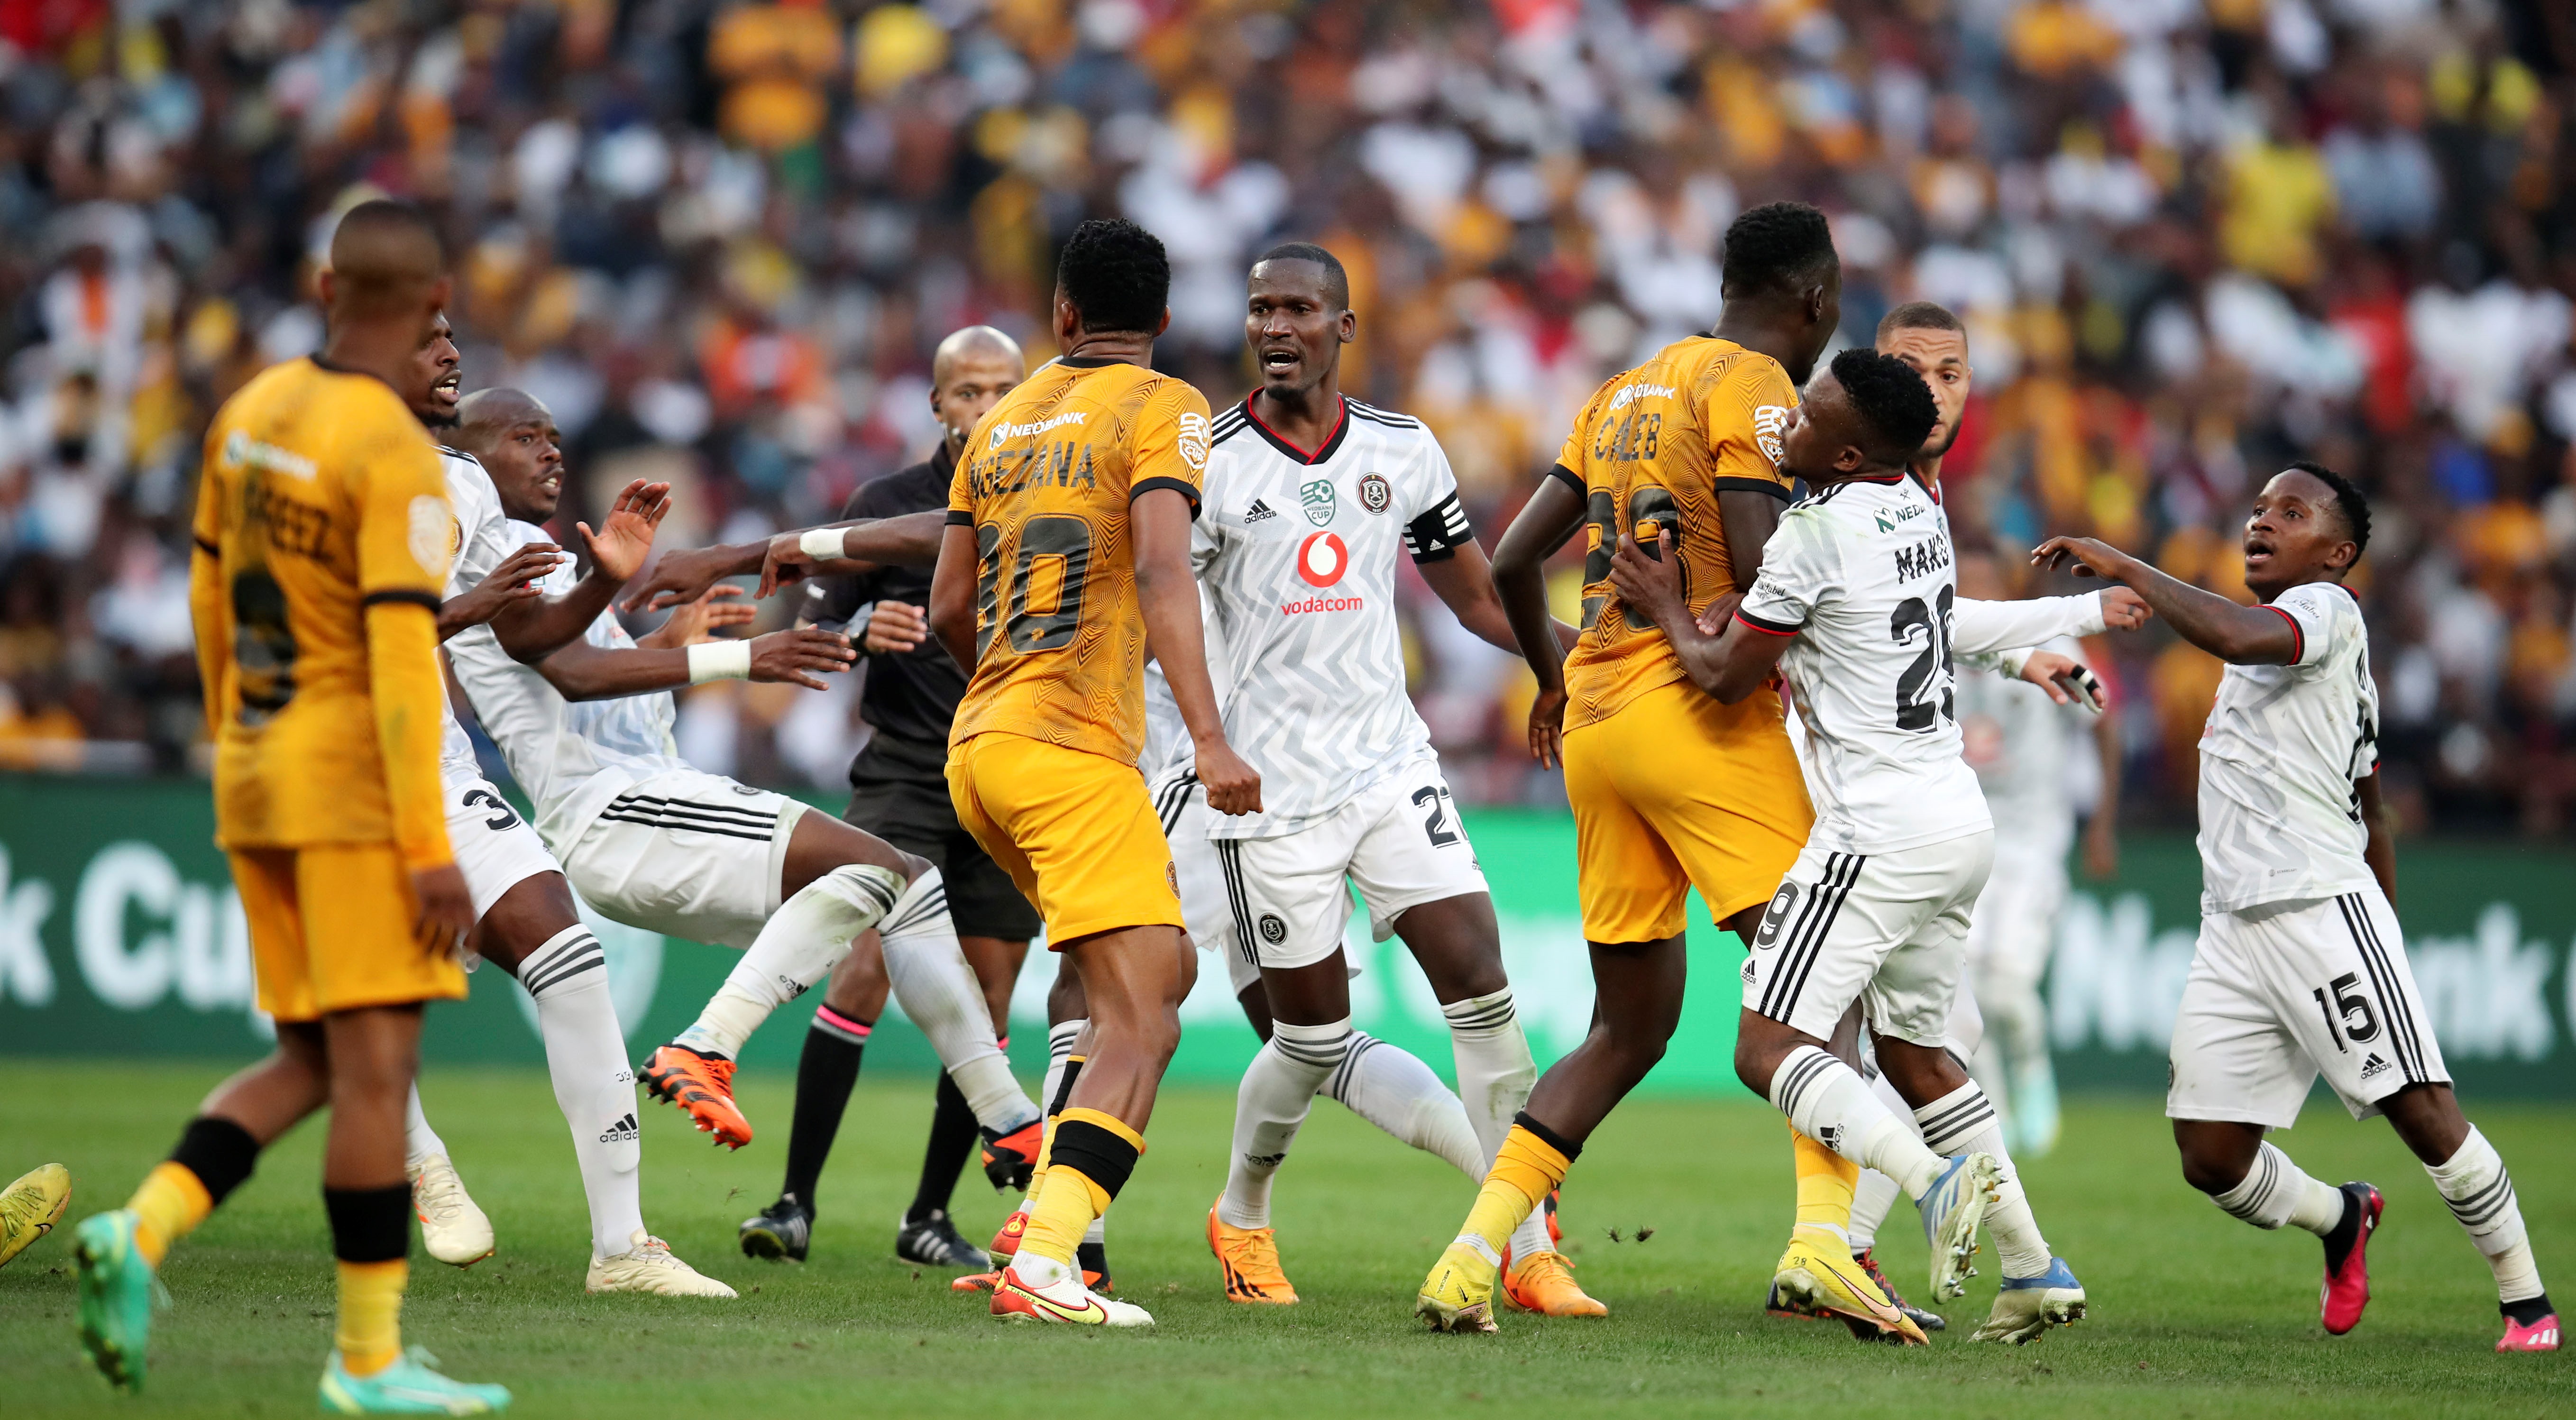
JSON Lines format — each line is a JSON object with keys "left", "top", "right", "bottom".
{"left": 1282, "top": 531, "right": 1362, "bottom": 614}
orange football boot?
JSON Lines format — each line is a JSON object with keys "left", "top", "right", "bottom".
{"left": 1207, "top": 1198, "right": 1297, "bottom": 1304}
{"left": 980, "top": 1121, "right": 1043, "bottom": 1192}
{"left": 639, "top": 1044, "right": 751, "bottom": 1149}
{"left": 1500, "top": 1247, "right": 1607, "bottom": 1318}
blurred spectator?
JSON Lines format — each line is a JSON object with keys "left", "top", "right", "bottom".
{"left": 0, "top": 0, "right": 2569, "bottom": 839}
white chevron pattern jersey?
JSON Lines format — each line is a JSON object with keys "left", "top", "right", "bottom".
{"left": 444, "top": 519, "right": 688, "bottom": 851}
{"left": 1735, "top": 473, "right": 1989, "bottom": 854}
{"left": 1185, "top": 396, "right": 1478, "bottom": 837}
{"left": 438, "top": 447, "right": 515, "bottom": 775}
{"left": 2195, "top": 579, "right": 2381, "bottom": 913}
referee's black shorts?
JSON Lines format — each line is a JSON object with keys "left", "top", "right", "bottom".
{"left": 845, "top": 770, "right": 1043, "bottom": 943}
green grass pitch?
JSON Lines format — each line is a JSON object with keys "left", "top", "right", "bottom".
{"left": 1, "top": 1060, "right": 2565, "bottom": 1418}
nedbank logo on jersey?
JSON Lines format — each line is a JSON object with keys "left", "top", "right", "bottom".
{"left": 1301, "top": 478, "right": 1337, "bottom": 525}
{"left": 1876, "top": 502, "right": 1926, "bottom": 533}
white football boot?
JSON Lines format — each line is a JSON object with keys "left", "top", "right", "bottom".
{"left": 409, "top": 1154, "right": 494, "bottom": 1267}
{"left": 587, "top": 1230, "right": 738, "bottom": 1297}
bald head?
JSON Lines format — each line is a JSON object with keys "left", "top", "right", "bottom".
{"left": 323, "top": 201, "right": 446, "bottom": 326}
{"left": 456, "top": 388, "right": 565, "bottom": 522}
{"left": 929, "top": 327, "right": 1027, "bottom": 452}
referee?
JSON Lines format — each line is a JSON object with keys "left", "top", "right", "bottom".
{"left": 738, "top": 326, "right": 1035, "bottom": 1268}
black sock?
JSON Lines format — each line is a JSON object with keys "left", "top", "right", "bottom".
{"left": 1078, "top": 1238, "right": 1109, "bottom": 1283}
{"left": 2503, "top": 1293, "right": 2555, "bottom": 1326}
{"left": 779, "top": 1009, "right": 871, "bottom": 1211}
{"left": 907, "top": 1070, "right": 981, "bottom": 1224}
{"left": 2321, "top": 1184, "right": 2365, "bottom": 1275}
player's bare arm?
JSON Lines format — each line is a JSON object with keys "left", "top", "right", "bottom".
{"left": 634, "top": 586, "right": 758, "bottom": 648}
{"left": 437, "top": 542, "right": 565, "bottom": 641}
{"left": 1414, "top": 537, "right": 1575, "bottom": 658}
{"left": 622, "top": 538, "right": 767, "bottom": 611}
{"left": 926, "top": 521, "right": 981, "bottom": 672}
{"left": 2030, "top": 536, "right": 2296, "bottom": 666}
{"left": 535, "top": 627, "right": 856, "bottom": 700}
{"left": 757, "top": 510, "right": 949, "bottom": 597}
{"left": 1488, "top": 472, "right": 1586, "bottom": 769}
{"left": 480, "top": 474, "right": 673, "bottom": 656}
{"left": 2356, "top": 772, "right": 2396, "bottom": 907}
{"left": 1608, "top": 527, "right": 1785, "bottom": 702}
{"left": 1135, "top": 485, "right": 1260, "bottom": 815}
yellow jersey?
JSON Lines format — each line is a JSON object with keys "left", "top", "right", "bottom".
{"left": 945, "top": 357, "right": 1211, "bottom": 764}
{"left": 1554, "top": 337, "right": 1798, "bottom": 730}
{"left": 191, "top": 357, "right": 454, "bottom": 867}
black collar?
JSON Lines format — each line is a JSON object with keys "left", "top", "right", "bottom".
{"left": 1242, "top": 394, "right": 1348, "bottom": 466}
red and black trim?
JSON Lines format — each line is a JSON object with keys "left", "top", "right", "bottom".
{"left": 1240, "top": 394, "right": 1349, "bottom": 466}
{"left": 2267, "top": 605, "right": 2306, "bottom": 665}
{"left": 1735, "top": 608, "right": 1800, "bottom": 637}
{"left": 360, "top": 588, "right": 443, "bottom": 612}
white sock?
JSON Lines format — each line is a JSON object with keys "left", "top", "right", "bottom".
{"left": 403, "top": 1083, "right": 447, "bottom": 1172}
{"left": 516, "top": 925, "right": 648, "bottom": 1258}
{"left": 1915, "top": 1081, "right": 2050, "bottom": 1277}
{"left": 677, "top": 861, "right": 905, "bottom": 1059}
{"left": 1768, "top": 1045, "right": 1941, "bottom": 1197}
{"left": 1324, "top": 1031, "right": 1485, "bottom": 1180}
{"left": 2209, "top": 1140, "right": 2346, "bottom": 1236}
{"left": 1042, "top": 1019, "right": 1082, "bottom": 1115}
{"left": 2427, "top": 1126, "right": 2546, "bottom": 1305}
{"left": 1440, "top": 989, "right": 1555, "bottom": 1259}
{"left": 1218, "top": 1017, "right": 1350, "bottom": 1230}
{"left": 1849, "top": 1168, "right": 1903, "bottom": 1251}
{"left": 879, "top": 870, "right": 1039, "bottom": 1133}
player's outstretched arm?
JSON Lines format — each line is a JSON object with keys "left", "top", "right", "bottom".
{"left": 1609, "top": 528, "right": 1785, "bottom": 702}
{"left": 757, "top": 510, "right": 948, "bottom": 597}
{"left": 1417, "top": 538, "right": 1577, "bottom": 658}
{"left": 187, "top": 538, "right": 228, "bottom": 743}
{"left": 1952, "top": 587, "right": 2148, "bottom": 658}
{"left": 1136, "top": 486, "right": 1260, "bottom": 816}
{"left": 439, "top": 542, "right": 564, "bottom": 642}
{"left": 620, "top": 537, "right": 769, "bottom": 613}
{"left": 2031, "top": 536, "right": 2294, "bottom": 665}
{"left": 1490, "top": 472, "right": 1586, "bottom": 768}
{"left": 487, "top": 479, "right": 671, "bottom": 661}
{"left": 534, "top": 627, "right": 855, "bottom": 702}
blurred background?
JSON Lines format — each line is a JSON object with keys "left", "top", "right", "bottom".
{"left": 0, "top": 0, "right": 2572, "bottom": 842}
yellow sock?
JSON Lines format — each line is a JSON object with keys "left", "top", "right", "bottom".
{"left": 1019, "top": 1164, "right": 1110, "bottom": 1266}
{"left": 126, "top": 1162, "right": 212, "bottom": 1268}
{"left": 1792, "top": 1126, "right": 1859, "bottom": 1234}
{"left": 333, "top": 1259, "right": 407, "bottom": 1377}
{"left": 1459, "top": 1125, "right": 1570, "bottom": 1254}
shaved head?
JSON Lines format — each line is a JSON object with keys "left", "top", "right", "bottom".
{"left": 455, "top": 387, "right": 552, "bottom": 448}
{"left": 457, "top": 388, "right": 565, "bottom": 522}
{"left": 932, "top": 325, "right": 1024, "bottom": 385}
{"left": 324, "top": 200, "right": 446, "bottom": 325}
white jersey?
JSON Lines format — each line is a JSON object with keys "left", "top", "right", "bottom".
{"left": 1139, "top": 584, "right": 1228, "bottom": 783}
{"left": 1956, "top": 637, "right": 2086, "bottom": 858}
{"left": 437, "top": 448, "right": 515, "bottom": 776}
{"left": 1736, "top": 473, "right": 1988, "bottom": 855}
{"left": 2195, "top": 580, "right": 2380, "bottom": 913}
{"left": 1185, "top": 396, "right": 1478, "bottom": 837}
{"left": 445, "top": 520, "right": 688, "bottom": 851}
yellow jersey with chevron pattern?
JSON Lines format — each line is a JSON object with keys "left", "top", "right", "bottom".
{"left": 946, "top": 357, "right": 1210, "bottom": 765}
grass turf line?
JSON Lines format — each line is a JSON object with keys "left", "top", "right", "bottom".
{"left": 0, "top": 1061, "right": 2565, "bottom": 1418}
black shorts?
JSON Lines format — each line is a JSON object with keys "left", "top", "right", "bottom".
{"left": 846, "top": 774, "right": 1042, "bottom": 942}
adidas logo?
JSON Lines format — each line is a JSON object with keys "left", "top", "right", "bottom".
{"left": 1815, "top": 1124, "right": 1843, "bottom": 1150}
{"left": 599, "top": 1113, "right": 640, "bottom": 1144}
{"left": 1245, "top": 498, "right": 1277, "bottom": 523}
{"left": 2359, "top": 1053, "right": 2391, "bottom": 1080}
{"left": 1245, "top": 1151, "right": 1287, "bottom": 1167}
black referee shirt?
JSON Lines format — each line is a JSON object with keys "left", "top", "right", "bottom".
{"left": 807, "top": 456, "right": 962, "bottom": 786}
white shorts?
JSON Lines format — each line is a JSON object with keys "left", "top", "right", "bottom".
{"left": 1962, "top": 837, "right": 2068, "bottom": 992}
{"left": 1151, "top": 769, "right": 1258, "bottom": 997}
{"left": 1207, "top": 755, "right": 1489, "bottom": 978}
{"left": 442, "top": 768, "right": 561, "bottom": 921}
{"left": 559, "top": 769, "right": 808, "bottom": 949}
{"left": 1742, "top": 831, "right": 1994, "bottom": 1047}
{"left": 2166, "top": 888, "right": 2449, "bottom": 1129}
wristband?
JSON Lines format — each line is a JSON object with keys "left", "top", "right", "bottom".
{"left": 687, "top": 639, "right": 753, "bottom": 684}
{"left": 1996, "top": 647, "right": 2032, "bottom": 679}
{"left": 799, "top": 527, "right": 847, "bottom": 561}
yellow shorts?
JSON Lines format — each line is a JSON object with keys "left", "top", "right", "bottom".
{"left": 946, "top": 732, "right": 1183, "bottom": 947}
{"left": 1563, "top": 678, "right": 1814, "bottom": 944}
{"left": 229, "top": 844, "right": 468, "bottom": 1024}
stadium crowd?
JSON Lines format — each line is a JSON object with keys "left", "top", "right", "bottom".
{"left": 0, "top": 0, "right": 2572, "bottom": 834}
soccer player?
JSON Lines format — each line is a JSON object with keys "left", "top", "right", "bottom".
{"left": 1413, "top": 201, "right": 1840, "bottom": 1335}
{"left": 379, "top": 317, "right": 737, "bottom": 1295}
{"left": 736, "top": 324, "right": 1039, "bottom": 1269}
{"left": 2033, "top": 466, "right": 2560, "bottom": 1353}
{"left": 74, "top": 200, "right": 510, "bottom": 1411}
{"left": 927, "top": 217, "right": 1258, "bottom": 1328}
{"left": 1166, "top": 243, "right": 1592, "bottom": 1312}
{"left": 1764, "top": 301, "right": 2128, "bottom": 1337}
{"left": 435, "top": 393, "right": 1044, "bottom": 1179}
{"left": 1610, "top": 347, "right": 2089, "bottom": 1347}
